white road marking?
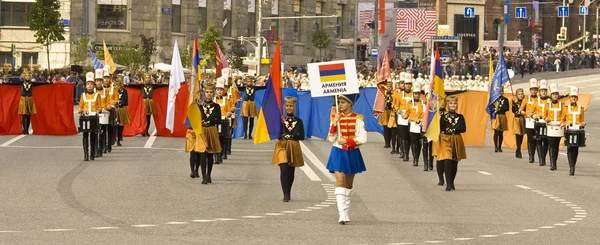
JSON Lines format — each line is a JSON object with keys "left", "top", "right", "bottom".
{"left": 241, "top": 215, "right": 264, "bottom": 219}
{"left": 571, "top": 218, "right": 583, "bottom": 221}
{"left": 575, "top": 212, "right": 587, "bottom": 215}
{"left": 43, "top": 229, "right": 74, "bottom": 232}
{"left": 299, "top": 142, "right": 336, "bottom": 181}
{"left": 165, "top": 221, "right": 189, "bottom": 225}
{"left": 282, "top": 211, "right": 299, "bottom": 214}
{"left": 523, "top": 229, "right": 539, "bottom": 232}
{"left": 539, "top": 226, "right": 555, "bottom": 229}
{"left": 478, "top": 171, "right": 492, "bottom": 176}
{"left": 424, "top": 241, "right": 445, "bottom": 244}
{"left": 559, "top": 153, "right": 567, "bottom": 156}
{"left": 264, "top": 213, "right": 284, "bottom": 216}
{"left": 191, "top": 219, "right": 215, "bottom": 222}
{"left": 565, "top": 221, "right": 577, "bottom": 223}
{"left": 453, "top": 238, "right": 474, "bottom": 241}
{"left": 0, "top": 230, "right": 22, "bottom": 233}
{"left": 543, "top": 194, "right": 553, "bottom": 197}
{"left": 549, "top": 197, "right": 559, "bottom": 199}
{"left": 554, "top": 223, "right": 567, "bottom": 226}
{"left": 322, "top": 202, "right": 336, "bottom": 205}
{"left": 571, "top": 207, "right": 582, "bottom": 210}
{"left": 300, "top": 162, "right": 321, "bottom": 181}
{"left": 315, "top": 204, "right": 330, "bottom": 207}
{"left": 515, "top": 185, "right": 532, "bottom": 190}
{"left": 388, "top": 243, "right": 414, "bottom": 245}
{"left": 132, "top": 224, "right": 157, "bottom": 228}
{"left": 307, "top": 207, "right": 322, "bottom": 210}
{"left": 479, "top": 235, "right": 498, "bottom": 238}
{"left": 143, "top": 129, "right": 158, "bottom": 148}
{"left": 0, "top": 135, "right": 26, "bottom": 147}
{"left": 296, "top": 209, "right": 312, "bottom": 212}
{"left": 575, "top": 215, "right": 587, "bottom": 218}
{"left": 90, "top": 227, "right": 118, "bottom": 230}
{"left": 503, "top": 232, "right": 520, "bottom": 235}
{"left": 28, "top": 129, "right": 33, "bottom": 134}
{"left": 558, "top": 200, "right": 569, "bottom": 203}
{"left": 566, "top": 204, "right": 577, "bottom": 207}
{"left": 214, "top": 218, "right": 238, "bottom": 221}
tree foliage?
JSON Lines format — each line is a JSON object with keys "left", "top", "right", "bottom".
{"left": 26, "top": 0, "right": 65, "bottom": 70}
{"left": 312, "top": 28, "right": 331, "bottom": 60}
{"left": 180, "top": 45, "right": 193, "bottom": 69}
{"left": 199, "top": 25, "right": 225, "bottom": 66}
{"left": 140, "top": 35, "right": 157, "bottom": 71}
{"left": 227, "top": 40, "right": 247, "bottom": 71}
{"left": 111, "top": 43, "right": 145, "bottom": 76}
{"left": 72, "top": 37, "right": 90, "bottom": 66}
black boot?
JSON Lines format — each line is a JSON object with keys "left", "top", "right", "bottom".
{"left": 403, "top": 140, "right": 410, "bottom": 162}
{"left": 422, "top": 142, "right": 429, "bottom": 171}
{"left": 436, "top": 160, "right": 445, "bottom": 186}
{"left": 568, "top": 151, "right": 574, "bottom": 176}
{"left": 248, "top": 118, "right": 254, "bottom": 139}
{"left": 398, "top": 139, "right": 405, "bottom": 159}
{"left": 25, "top": 115, "right": 31, "bottom": 135}
{"left": 98, "top": 130, "right": 105, "bottom": 157}
{"left": 83, "top": 134, "right": 89, "bottom": 161}
{"left": 528, "top": 142, "right": 535, "bottom": 163}
{"left": 107, "top": 126, "right": 113, "bottom": 153}
{"left": 412, "top": 143, "right": 421, "bottom": 167}
{"left": 537, "top": 142, "right": 544, "bottom": 166}
{"left": 206, "top": 153, "right": 214, "bottom": 183}
{"left": 227, "top": 137, "right": 232, "bottom": 155}
{"left": 21, "top": 115, "right": 27, "bottom": 135}
{"left": 199, "top": 153, "right": 208, "bottom": 184}
{"left": 117, "top": 126, "right": 123, "bottom": 146}
{"left": 145, "top": 115, "right": 151, "bottom": 137}
{"left": 90, "top": 133, "right": 97, "bottom": 161}
{"left": 243, "top": 117, "right": 249, "bottom": 139}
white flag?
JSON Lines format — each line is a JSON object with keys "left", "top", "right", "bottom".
{"left": 166, "top": 40, "right": 185, "bottom": 133}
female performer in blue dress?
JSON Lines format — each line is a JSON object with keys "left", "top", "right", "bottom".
{"left": 326, "top": 94, "right": 367, "bottom": 225}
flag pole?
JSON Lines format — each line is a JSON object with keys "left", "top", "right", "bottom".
{"left": 335, "top": 95, "right": 340, "bottom": 139}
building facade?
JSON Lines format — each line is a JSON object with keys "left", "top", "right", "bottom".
{"left": 0, "top": 0, "right": 359, "bottom": 72}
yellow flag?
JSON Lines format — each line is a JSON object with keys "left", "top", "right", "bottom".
{"left": 103, "top": 40, "right": 116, "bottom": 74}
{"left": 489, "top": 54, "right": 494, "bottom": 83}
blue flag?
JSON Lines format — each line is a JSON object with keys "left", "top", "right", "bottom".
{"left": 486, "top": 52, "right": 510, "bottom": 120}
{"left": 89, "top": 48, "right": 103, "bottom": 70}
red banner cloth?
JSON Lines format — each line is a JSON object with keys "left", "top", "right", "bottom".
{"left": 153, "top": 84, "right": 189, "bottom": 137}
{"left": 0, "top": 84, "right": 22, "bottom": 135}
{"left": 31, "top": 83, "right": 78, "bottom": 135}
{"left": 123, "top": 87, "right": 146, "bottom": 137}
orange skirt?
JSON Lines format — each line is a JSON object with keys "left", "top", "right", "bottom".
{"left": 185, "top": 127, "right": 222, "bottom": 153}
{"left": 492, "top": 114, "right": 508, "bottom": 131}
{"left": 272, "top": 139, "right": 304, "bottom": 167}
{"left": 437, "top": 134, "right": 467, "bottom": 161}
{"left": 378, "top": 110, "right": 391, "bottom": 126}
{"left": 116, "top": 107, "right": 130, "bottom": 126}
{"left": 18, "top": 96, "right": 36, "bottom": 115}
{"left": 241, "top": 101, "right": 258, "bottom": 117}
{"left": 512, "top": 116, "right": 526, "bottom": 135}
{"left": 144, "top": 99, "right": 157, "bottom": 115}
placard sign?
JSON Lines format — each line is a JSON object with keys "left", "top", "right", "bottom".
{"left": 307, "top": 59, "right": 359, "bottom": 97}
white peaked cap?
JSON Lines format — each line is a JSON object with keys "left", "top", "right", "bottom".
{"left": 529, "top": 78, "right": 539, "bottom": 88}
{"left": 103, "top": 68, "right": 110, "bottom": 77}
{"left": 216, "top": 77, "right": 226, "bottom": 89}
{"left": 550, "top": 83, "right": 559, "bottom": 94}
{"left": 569, "top": 86, "right": 579, "bottom": 97}
{"left": 539, "top": 79, "right": 548, "bottom": 90}
{"left": 412, "top": 82, "right": 422, "bottom": 92}
{"left": 86, "top": 72, "right": 95, "bottom": 82}
{"left": 222, "top": 67, "right": 232, "bottom": 79}
{"left": 95, "top": 69, "right": 104, "bottom": 79}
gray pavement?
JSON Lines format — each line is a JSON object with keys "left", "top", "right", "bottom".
{"left": 0, "top": 72, "right": 599, "bottom": 244}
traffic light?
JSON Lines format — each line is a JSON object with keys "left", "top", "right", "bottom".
{"left": 560, "top": 27, "right": 567, "bottom": 37}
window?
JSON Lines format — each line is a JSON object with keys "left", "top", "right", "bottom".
{"left": 198, "top": 7, "right": 207, "bottom": 33}
{"left": 315, "top": 1, "right": 323, "bottom": 30}
{"left": 223, "top": 9, "right": 232, "bottom": 36}
{"left": 172, "top": 4, "right": 181, "bottom": 32}
{"left": 0, "top": 52, "right": 11, "bottom": 66}
{"left": 247, "top": 13, "right": 256, "bottom": 37}
{"left": 293, "top": 0, "right": 301, "bottom": 41}
{"left": 1, "top": 2, "right": 34, "bottom": 26}
{"left": 336, "top": 4, "right": 344, "bottom": 38}
{"left": 22, "top": 52, "right": 38, "bottom": 66}
{"left": 96, "top": 0, "right": 127, "bottom": 30}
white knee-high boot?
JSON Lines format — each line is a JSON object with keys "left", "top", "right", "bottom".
{"left": 335, "top": 187, "right": 347, "bottom": 224}
{"left": 344, "top": 188, "right": 352, "bottom": 222}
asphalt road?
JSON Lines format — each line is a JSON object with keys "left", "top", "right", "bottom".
{"left": 0, "top": 70, "right": 598, "bottom": 245}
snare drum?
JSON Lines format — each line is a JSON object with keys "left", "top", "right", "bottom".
{"left": 99, "top": 112, "right": 110, "bottom": 125}
{"left": 108, "top": 108, "right": 117, "bottom": 126}
{"left": 525, "top": 117, "right": 535, "bottom": 129}
{"left": 564, "top": 128, "right": 586, "bottom": 147}
{"left": 79, "top": 114, "right": 99, "bottom": 133}
{"left": 546, "top": 123, "right": 564, "bottom": 138}
{"left": 534, "top": 122, "right": 547, "bottom": 138}
{"left": 397, "top": 111, "right": 409, "bottom": 126}
{"left": 409, "top": 121, "right": 421, "bottom": 133}
{"left": 219, "top": 117, "right": 231, "bottom": 137}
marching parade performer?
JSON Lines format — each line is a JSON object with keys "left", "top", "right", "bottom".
{"left": 396, "top": 73, "right": 413, "bottom": 162}
{"left": 492, "top": 86, "right": 509, "bottom": 152}
{"left": 15, "top": 70, "right": 37, "bottom": 135}
{"left": 438, "top": 96, "right": 467, "bottom": 191}
{"left": 93, "top": 69, "right": 107, "bottom": 157}
{"left": 142, "top": 73, "right": 157, "bottom": 137}
{"left": 534, "top": 79, "right": 550, "bottom": 166}
{"left": 239, "top": 76, "right": 266, "bottom": 139}
{"left": 78, "top": 72, "right": 101, "bottom": 161}
{"left": 561, "top": 86, "right": 586, "bottom": 176}
{"left": 421, "top": 93, "right": 433, "bottom": 171}
{"left": 518, "top": 78, "right": 539, "bottom": 163}
{"left": 544, "top": 83, "right": 564, "bottom": 171}
{"left": 327, "top": 94, "right": 367, "bottom": 225}
{"left": 186, "top": 82, "right": 222, "bottom": 184}
{"left": 225, "top": 80, "right": 239, "bottom": 156}
{"left": 214, "top": 77, "right": 234, "bottom": 163}
{"left": 378, "top": 80, "right": 394, "bottom": 149}
{"left": 99, "top": 67, "right": 118, "bottom": 154}
{"left": 403, "top": 82, "right": 424, "bottom": 167}
{"left": 391, "top": 75, "right": 406, "bottom": 155}
{"left": 115, "top": 79, "right": 130, "bottom": 146}
{"left": 272, "top": 96, "right": 305, "bottom": 202}
{"left": 511, "top": 88, "right": 526, "bottom": 158}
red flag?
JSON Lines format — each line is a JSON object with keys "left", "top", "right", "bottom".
{"left": 373, "top": 50, "right": 390, "bottom": 116}
{"left": 215, "top": 41, "right": 229, "bottom": 78}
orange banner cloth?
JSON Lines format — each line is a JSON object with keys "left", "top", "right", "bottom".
{"left": 152, "top": 84, "right": 189, "bottom": 137}
{"left": 123, "top": 87, "right": 146, "bottom": 137}
{"left": 0, "top": 84, "right": 22, "bottom": 135}
{"left": 30, "top": 83, "right": 78, "bottom": 135}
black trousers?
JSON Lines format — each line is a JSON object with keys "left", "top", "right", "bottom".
{"left": 444, "top": 160, "right": 459, "bottom": 189}
{"left": 145, "top": 115, "right": 152, "bottom": 135}
{"left": 409, "top": 132, "right": 422, "bottom": 165}
{"left": 100, "top": 125, "right": 110, "bottom": 154}
{"left": 567, "top": 146, "right": 579, "bottom": 175}
{"left": 393, "top": 125, "right": 401, "bottom": 152}
{"left": 537, "top": 137, "right": 549, "bottom": 166}
{"left": 437, "top": 160, "right": 445, "bottom": 184}
{"left": 243, "top": 117, "right": 255, "bottom": 138}
{"left": 398, "top": 125, "right": 410, "bottom": 160}
{"left": 493, "top": 130, "right": 504, "bottom": 150}
{"left": 21, "top": 115, "right": 31, "bottom": 134}
{"left": 82, "top": 132, "right": 97, "bottom": 161}
{"left": 279, "top": 164, "right": 296, "bottom": 199}
{"left": 526, "top": 129, "right": 536, "bottom": 162}
{"left": 515, "top": 134, "right": 524, "bottom": 151}
{"left": 383, "top": 126, "right": 392, "bottom": 147}
{"left": 547, "top": 137, "right": 561, "bottom": 169}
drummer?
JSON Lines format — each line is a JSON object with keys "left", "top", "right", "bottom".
{"left": 214, "top": 77, "right": 233, "bottom": 164}
{"left": 224, "top": 79, "right": 239, "bottom": 156}
{"left": 391, "top": 74, "right": 406, "bottom": 156}
{"left": 378, "top": 80, "right": 394, "bottom": 150}
{"left": 396, "top": 73, "right": 413, "bottom": 162}
{"left": 93, "top": 68, "right": 107, "bottom": 158}
{"left": 561, "top": 86, "right": 586, "bottom": 176}
{"left": 403, "top": 82, "right": 424, "bottom": 167}
{"left": 534, "top": 79, "right": 551, "bottom": 167}
{"left": 544, "top": 83, "right": 564, "bottom": 171}
{"left": 518, "top": 78, "right": 539, "bottom": 164}
{"left": 99, "top": 66, "right": 118, "bottom": 154}
{"left": 78, "top": 72, "right": 102, "bottom": 161}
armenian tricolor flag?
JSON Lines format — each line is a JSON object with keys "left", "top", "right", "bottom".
{"left": 319, "top": 63, "right": 346, "bottom": 83}
{"left": 254, "top": 38, "right": 283, "bottom": 145}
{"left": 423, "top": 45, "right": 445, "bottom": 142}
{"left": 185, "top": 35, "right": 203, "bottom": 134}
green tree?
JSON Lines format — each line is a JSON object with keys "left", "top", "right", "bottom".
{"left": 26, "top": 0, "right": 65, "bottom": 70}
{"left": 180, "top": 45, "right": 193, "bottom": 69}
{"left": 312, "top": 28, "right": 331, "bottom": 60}
{"left": 112, "top": 43, "right": 145, "bottom": 75}
{"left": 140, "top": 35, "right": 157, "bottom": 71}
{"left": 72, "top": 37, "right": 90, "bottom": 66}
{"left": 227, "top": 40, "right": 247, "bottom": 71}
{"left": 199, "top": 25, "right": 225, "bottom": 67}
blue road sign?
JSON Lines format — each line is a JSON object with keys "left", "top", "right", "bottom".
{"left": 558, "top": 6, "right": 569, "bottom": 17}
{"left": 371, "top": 47, "right": 378, "bottom": 58}
{"left": 515, "top": 7, "right": 527, "bottom": 19}
{"left": 464, "top": 7, "right": 475, "bottom": 18}
{"left": 579, "top": 6, "right": 588, "bottom": 15}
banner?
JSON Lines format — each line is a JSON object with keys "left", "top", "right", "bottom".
{"left": 30, "top": 83, "right": 78, "bottom": 135}
{"left": 152, "top": 85, "right": 189, "bottom": 137}
{"left": 123, "top": 87, "right": 146, "bottom": 137}
{"left": 307, "top": 59, "right": 359, "bottom": 97}
{"left": 0, "top": 85, "right": 22, "bottom": 135}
